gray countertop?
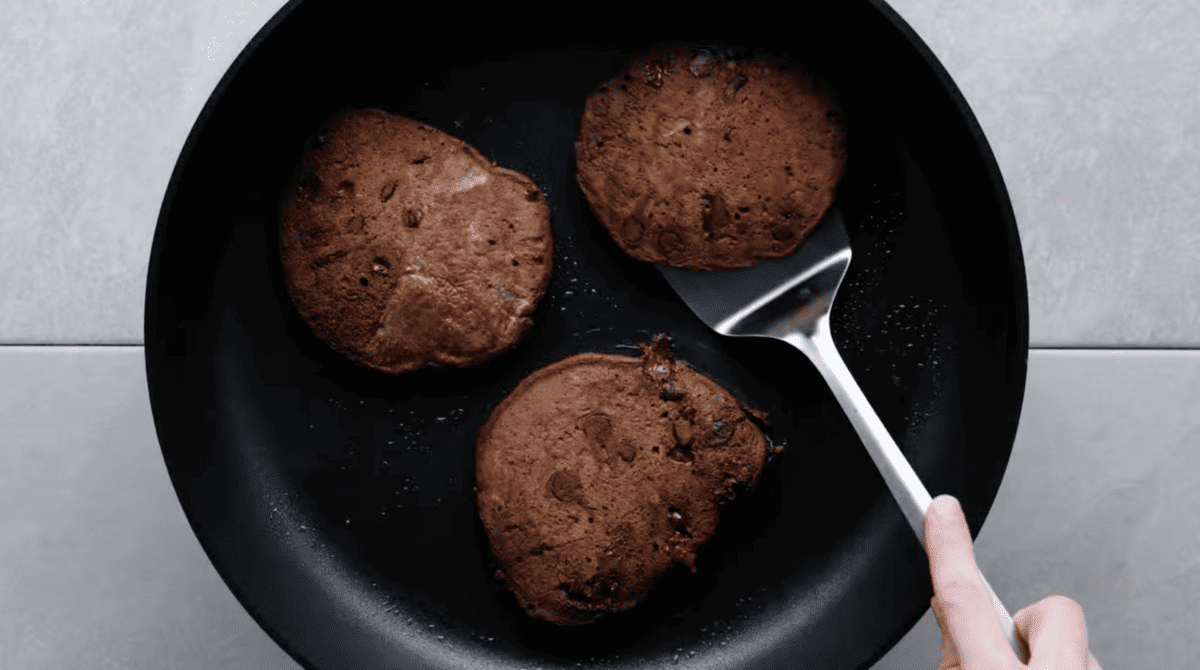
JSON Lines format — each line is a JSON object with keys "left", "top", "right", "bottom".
{"left": 2, "top": 1, "right": 1198, "bottom": 668}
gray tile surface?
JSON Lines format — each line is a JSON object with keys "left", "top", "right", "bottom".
{"left": 0, "top": 0, "right": 286, "bottom": 344}
{"left": 2, "top": 0, "right": 1198, "bottom": 346}
{"left": 874, "top": 349, "right": 1200, "bottom": 669}
{"left": 3, "top": 347, "right": 1197, "bottom": 668}
{"left": 887, "top": 0, "right": 1200, "bottom": 346}
{"left": 0, "top": 347, "right": 299, "bottom": 670}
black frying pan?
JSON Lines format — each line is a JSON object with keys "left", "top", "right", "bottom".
{"left": 145, "top": 1, "right": 1027, "bottom": 668}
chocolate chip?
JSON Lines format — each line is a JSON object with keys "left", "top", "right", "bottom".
{"left": 708, "top": 419, "right": 733, "bottom": 445}
{"left": 689, "top": 50, "right": 718, "bottom": 77}
{"left": 660, "top": 382, "right": 686, "bottom": 401}
{"left": 701, "top": 191, "right": 733, "bottom": 235}
{"left": 727, "top": 72, "right": 749, "bottom": 96}
{"left": 299, "top": 221, "right": 331, "bottom": 251}
{"left": 616, "top": 440, "right": 637, "bottom": 463}
{"left": 623, "top": 214, "right": 644, "bottom": 244}
{"left": 667, "top": 445, "right": 694, "bottom": 464}
{"left": 581, "top": 413, "right": 613, "bottom": 445}
{"left": 379, "top": 180, "right": 397, "bottom": 203}
{"left": 771, "top": 224, "right": 796, "bottom": 241}
{"left": 296, "top": 170, "right": 322, "bottom": 194}
{"left": 309, "top": 250, "right": 345, "bottom": 270}
{"left": 667, "top": 508, "right": 692, "bottom": 537}
{"left": 657, "top": 229, "right": 683, "bottom": 255}
{"left": 548, "top": 470, "right": 583, "bottom": 504}
{"left": 641, "top": 60, "right": 666, "bottom": 89}
{"left": 672, "top": 418, "right": 693, "bottom": 446}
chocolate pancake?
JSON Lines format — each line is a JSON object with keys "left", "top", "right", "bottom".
{"left": 575, "top": 46, "right": 847, "bottom": 270}
{"left": 280, "top": 108, "right": 552, "bottom": 374}
{"left": 474, "top": 336, "right": 776, "bottom": 625}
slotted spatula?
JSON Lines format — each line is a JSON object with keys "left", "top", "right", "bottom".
{"left": 657, "top": 207, "right": 1028, "bottom": 661}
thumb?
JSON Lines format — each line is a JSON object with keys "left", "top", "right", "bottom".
{"left": 925, "top": 495, "right": 1016, "bottom": 667}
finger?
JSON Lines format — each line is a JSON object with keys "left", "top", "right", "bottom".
{"left": 1088, "top": 650, "right": 1102, "bottom": 670}
{"left": 1014, "top": 595, "right": 1090, "bottom": 670}
{"left": 925, "top": 495, "right": 1015, "bottom": 666}
{"left": 931, "top": 596, "right": 962, "bottom": 670}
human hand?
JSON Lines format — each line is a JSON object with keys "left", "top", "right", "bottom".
{"left": 925, "top": 495, "right": 1101, "bottom": 670}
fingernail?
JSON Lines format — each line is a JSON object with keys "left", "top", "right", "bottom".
{"left": 930, "top": 495, "right": 962, "bottom": 518}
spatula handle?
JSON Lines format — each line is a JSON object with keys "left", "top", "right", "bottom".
{"left": 784, "top": 319, "right": 1029, "bottom": 663}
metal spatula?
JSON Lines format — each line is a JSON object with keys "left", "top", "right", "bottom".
{"left": 657, "top": 207, "right": 1028, "bottom": 661}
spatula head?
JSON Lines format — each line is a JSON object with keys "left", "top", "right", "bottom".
{"left": 656, "top": 208, "right": 852, "bottom": 340}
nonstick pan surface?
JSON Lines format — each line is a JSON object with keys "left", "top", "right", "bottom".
{"left": 145, "top": 2, "right": 1028, "bottom": 668}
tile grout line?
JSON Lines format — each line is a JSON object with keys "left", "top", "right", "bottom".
{"left": 1030, "top": 347, "right": 1200, "bottom": 352}
{"left": 0, "top": 343, "right": 145, "bottom": 347}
